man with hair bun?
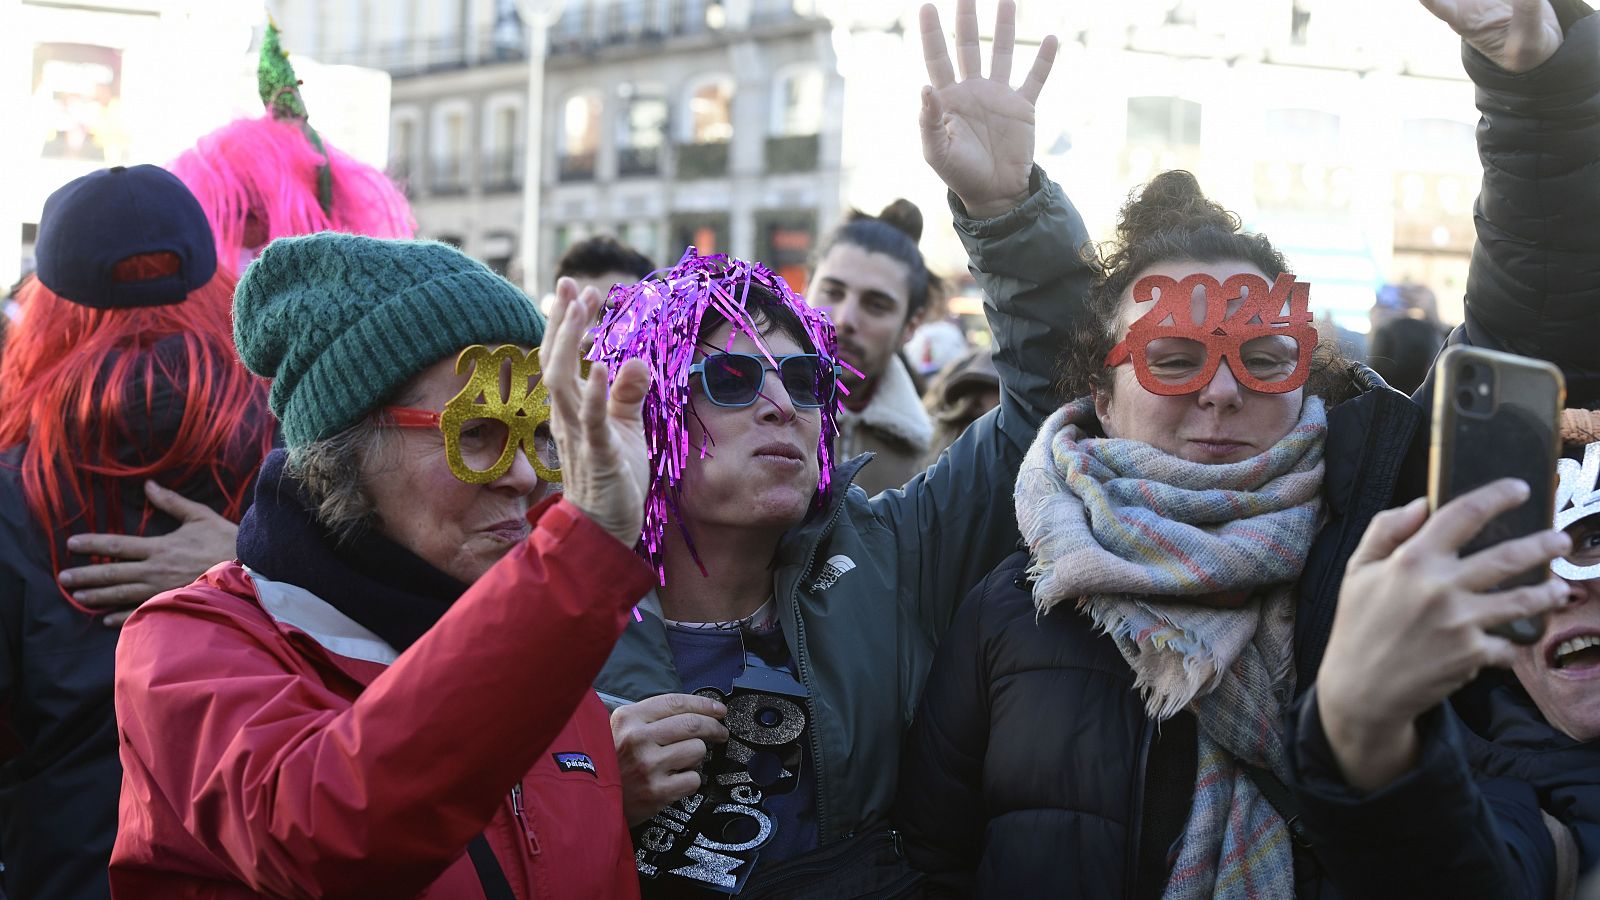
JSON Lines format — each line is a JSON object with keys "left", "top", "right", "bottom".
{"left": 807, "top": 199, "right": 938, "bottom": 495}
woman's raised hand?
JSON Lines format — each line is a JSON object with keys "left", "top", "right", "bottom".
{"left": 542, "top": 277, "right": 651, "bottom": 547}
{"left": 1317, "top": 480, "right": 1570, "bottom": 792}
{"left": 1419, "top": 0, "right": 1562, "bottom": 73}
{"left": 919, "top": 0, "right": 1058, "bottom": 220}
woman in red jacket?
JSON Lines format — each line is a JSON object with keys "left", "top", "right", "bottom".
{"left": 110, "top": 231, "right": 658, "bottom": 899}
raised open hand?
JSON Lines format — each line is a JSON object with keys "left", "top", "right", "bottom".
{"left": 1419, "top": 0, "right": 1562, "bottom": 73}
{"left": 543, "top": 277, "right": 651, "bottom": 547}
{"left": 920, "top": 0, "right": 1058, "bottom": 220}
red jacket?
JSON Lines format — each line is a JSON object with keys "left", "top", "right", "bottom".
{"left": 110, "top": 498, "right": 654, "bottom": 899}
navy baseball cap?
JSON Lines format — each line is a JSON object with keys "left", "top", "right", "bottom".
{"left": 35, "top": 165, "right": 217, "bottom": 309}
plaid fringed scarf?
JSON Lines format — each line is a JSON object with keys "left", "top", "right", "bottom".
{"left": 1014, "top": 397, "right": 1327, "bottom": 900}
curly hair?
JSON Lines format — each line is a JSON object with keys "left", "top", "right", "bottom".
{"left": 1056, "top": 170, "right": 1356, "bottom": 406}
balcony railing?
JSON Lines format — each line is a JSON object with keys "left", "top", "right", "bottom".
{"left": 430, "top": 156, "right": 469, "bottom": 194}
{"left": 617, "top": 145, "right": 661, "bottom": 177}
{"left": 558, "top": 152, "right": 598, "bottom": 183}
{"left": 483, "top": 148, "right": 525, "bottom": 193}
{"left": 750, "top": 0, "right": 822, "bottom": 26}
{"left": 323, "top": 25, "right": 528, "bottom": 77}
{"left": 765, "top": 133, "right": 819, "bottom": 174}
{"left": 675, "top": 141, "right": 729, "bottom": 179}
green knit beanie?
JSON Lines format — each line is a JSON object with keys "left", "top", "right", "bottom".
{"left": 233, "top": 233, "right": 545, "bottom": 449}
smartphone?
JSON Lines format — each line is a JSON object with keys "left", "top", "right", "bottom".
{"left": 1429, "top": 346, "right": 1564, "bottom": 645}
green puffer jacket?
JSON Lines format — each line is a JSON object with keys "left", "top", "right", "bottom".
{"left": 595, "top": 167, "right": 1093, "bottom": 845}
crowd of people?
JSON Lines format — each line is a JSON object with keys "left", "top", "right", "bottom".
{"left": 1, "top": 0, "right": 1598, "bottom": 898}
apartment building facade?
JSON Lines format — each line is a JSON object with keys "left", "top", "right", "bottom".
{"left": 272, "top": 0, "right": 1486, "bottom": 330}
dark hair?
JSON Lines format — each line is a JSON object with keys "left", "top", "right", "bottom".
{"left": 814, "top": 199, "right": 932, "bottom": 323}
{"left": 554, "top": 235, "right": 655, "bottom": 288}
{"left": 1058, "top": 170, "right": 1354, "bottom": 404}
{"left": 695, "top": 282, "right": 816, "bottom": 353}
{"left": 1368, "top": 317, "right": 1446, "bottom": 396}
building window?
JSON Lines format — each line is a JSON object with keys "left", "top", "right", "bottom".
{"left": 390, "top": 117, "right": 417, "bottom": 191}
{"left": 1126, "top": 97, "right": 1201, "bottom": 147}
{"left": 559, "top": 91, "right": 601, "bottom": 182}
{"left": 556, "top": 0, "right": 592, "bottom": 43}
{"left": 617, "top": 84, "right": 667, "bottom": 177}
{"left": 678, "top": 76, "right": 733, "bottom": 179}
{"left": 485, "top": 104, "right": 523, "bottom": 192}
{"left": 767, "top": 69, "right": 822, "bottom": 174}
{"left": 621, "top": 221, "right": 660, "bottom": 262}
{"left": 1291, "top": 0, "right": 1313, "bottom": 46}
{"left": 491, "top": 0, "right": 525, "bottom": 59}
{"left": 773, "top": 69, "right": 822, "bottom": 137}
{"left": 666, "top": 0, "right": 706, "bottom": 35}
{"left": 756, "top": 210, "right": 816, "bottom": 294}
{"left": 689, "top": 78, "right": 734, "bottom": 143}
{"left": 482, "top": 231, "right": 516, "bottom": 277}
{"left": 601, "top": 0, "right": 648, "bottom": 41}
{"left": 670, "top": 212, "right": 729, "bottom": 256}
{"left": 1400, "top": 117, "right": 1477, "bottom": 171}
{"left": 1264, "top": 107, "right": 1340, "bottom": 155}
{"left": 1255, "top": 110, "right": 1348, "bottom": 214}
{"left": 432, "top": 109, "right": 469, "bottom": 194}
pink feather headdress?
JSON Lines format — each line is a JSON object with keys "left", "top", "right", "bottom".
{"left": 169, "top": 116, "right": 415, "bottom": 275}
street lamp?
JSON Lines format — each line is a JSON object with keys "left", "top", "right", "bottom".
{"left": 515, "top": 0, "right": 555, "bottom": 295}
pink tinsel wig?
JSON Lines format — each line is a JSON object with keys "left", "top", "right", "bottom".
{"left": 169, "top": 115, "right": 415, "bottom": 275}
{"left": 588, "top": 248, "right": 845, "bottom": 582}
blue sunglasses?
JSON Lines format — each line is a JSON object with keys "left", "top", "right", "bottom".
{"left": 689, "top": 353, "right": 841, "bottom": 409}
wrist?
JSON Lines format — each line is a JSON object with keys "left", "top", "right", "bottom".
{"left": 957, "top": 187, "right": 1032, "bottom": 221}
{"left": 568, "top": 500, "right": 641, "bottom": 548}
{"left": 1318, "top": 690, "right": 1419, "bottom": 794}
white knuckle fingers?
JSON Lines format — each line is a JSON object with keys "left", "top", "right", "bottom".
{"left": 1389, "top": 545, "right": 1428, "bottom": 575}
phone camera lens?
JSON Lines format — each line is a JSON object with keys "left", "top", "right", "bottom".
{"left": 1456, "top": 387, "right": 1475, "bottom": 409}
{"left": 1462, "top": 364, "right": 1477, "bottom": 381}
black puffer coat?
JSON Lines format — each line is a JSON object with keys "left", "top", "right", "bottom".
{"left": 896, "top": 548, "right": 1536, "bottom": 900}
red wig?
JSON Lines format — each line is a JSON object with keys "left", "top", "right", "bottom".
{"left": 0, "top": 270, "right": 273, "bottom": 611}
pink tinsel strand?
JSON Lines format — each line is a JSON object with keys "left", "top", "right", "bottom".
{"left": 588, "top": 247, "right": 841, "bottom": 584}
{"left": 168, "top": 116, "right": 416, "bottom": 276}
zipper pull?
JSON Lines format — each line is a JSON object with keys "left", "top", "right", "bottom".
{"left": 510, "top": 783, "right": 541, "bottom": 856}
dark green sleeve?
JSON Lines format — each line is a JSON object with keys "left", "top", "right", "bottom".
{"left": 875, "top": 167, "right": 1093, "bottom": 635}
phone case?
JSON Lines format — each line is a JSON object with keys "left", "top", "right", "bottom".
{"left": 1429, "top": 346, "right": 1564, "bottom": 644}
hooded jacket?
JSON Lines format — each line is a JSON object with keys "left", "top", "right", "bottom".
{"left": 109, "top": 495, "right": 656, "bottom": 899}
